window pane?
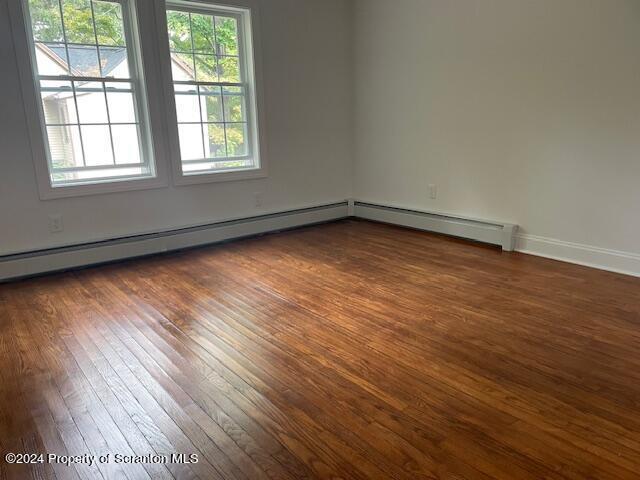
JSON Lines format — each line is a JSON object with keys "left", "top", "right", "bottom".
{"left": 222, "top": 86, "right": 245, "bottom": 122}
{"left": 194, "top": 54, "right": 217, "bottom": 82}
{"left": 214, "top": 16, "right": 238, "bottom": 56}
{"left": 68, "top": 45, "right": 100, "bottom": 76}
{"left": 40, "top": 80, "right": 77, "bottom": 124}
{"left": 218, "top": 56, "right": 240, "bottom": 83}
{"left": 105, "top": 82, "right": 135, "bottom": 123}
{"left": 200, "top": 86, "right": 222, "bottom": 122}
{"left": 112, "top": 124, "right": 141, "bottom": 164}
{"left": 174, "top": 84, "right": 200, "bottom": 123}
{"left": 46, "top": 124, "right": 83, "bottom": 167}
{"left": 75, "top": 81, "right": 108, "bottom": 123}
{"left": 61, "top": 0, "right": 96, "bottom": 44}
{"left": 178, "top": 124, "right": 204, "bottom": 160}
{"left": 81, "top": 124, "right": 113, "bottom": 165}
{"left": 224, "top": 123, "right": 247, "bottom": 157}
{"left": 29, "top": 0, "right": 64, "bottom": 42}
{"left": 35, "top": 42, "right": 69, "bottom": 75}
{"left": 203, "top": 123, "right": 226, "bottom": 158}
{"left": 170, "top": 52, "right": 195, "bottom": 81}
{"left": 191, "top": 13, "right": 215, "bottom": 52}
{"left": 99, "top": 46, "right": 129, "bottom": 78}
{"left": 93, "top": 0, "right": 126, "bottom": 46}
{"left": 166, "top": 10, "right": 192, "bottom": 52}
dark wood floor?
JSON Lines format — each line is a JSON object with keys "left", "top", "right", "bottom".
{"left": 1, "top": 219, "right": 640, "bottom": 480}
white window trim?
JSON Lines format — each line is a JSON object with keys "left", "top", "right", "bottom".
{"left": 155, "top": 0, "right": 268, "bottom": 186}
{"left": 8, "top": 0, "right": 169, "bottom": 200}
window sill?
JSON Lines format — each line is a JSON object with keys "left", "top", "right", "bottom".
{"left": 38, "top": 175, "right": 169, "bottom": 200}
{"left": 173, "top": 166, "right": 267, "bottom": 186}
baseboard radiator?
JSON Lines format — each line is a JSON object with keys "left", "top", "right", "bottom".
{"left": 0, "top": 202, "right": 350, "bottom": 282}
{"left": 353, "top": 201, "right": 518, "bottom": 252}
{"left": 0, "top": 200, "right": 519, "bottom": 282}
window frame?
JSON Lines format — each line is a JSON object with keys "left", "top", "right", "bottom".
{"left": 10, "top": 0, "right": 169, "bottom": 200}
{"left": 157, "top": 0, "right": 267, "bottom": 186}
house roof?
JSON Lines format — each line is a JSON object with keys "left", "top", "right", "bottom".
{"left": 37, "top": 43, "right": 127, "bottom": 77}
{"left": 37, "top": 43, "right": 193, "bottom": 80}
{"left": 170, "top": 52, "right": 195, "bottom": 78}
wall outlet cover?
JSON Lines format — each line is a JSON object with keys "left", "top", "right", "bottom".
{"left": 48, "top": 214, "right": 63, "bottom": 233}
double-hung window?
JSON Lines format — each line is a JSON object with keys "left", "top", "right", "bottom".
{"left": 15, "top": 0, "right": 263, "bottom": 197}
{"left": 165, "top": 1, "right": 261, "bottom": 179}
{"left": 21, "top": 0, "right": 156, "bottom": 191}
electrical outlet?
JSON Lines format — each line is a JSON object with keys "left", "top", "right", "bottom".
{"left": 428, "top": 184, "right": 438, "bottom": 200}
{"left": 48, "top": 214, "right": 63, "bottom": 233}
{"left": 254, "top": 192, "right": 264, "bottom": 207}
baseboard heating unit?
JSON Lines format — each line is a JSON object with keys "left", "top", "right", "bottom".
{"left": 352, "top": 201, "right": 518, "bottom": 252}
{"left": 0, "top": 200, "right": 519, "bottom": 282}
{"left": 0, "top": 202, "right": 350, "bottom": 282}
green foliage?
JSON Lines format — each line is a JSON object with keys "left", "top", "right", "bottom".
{"left": 194, "top": 54, "right": 217, "bottom": 82}
{"left": 202, "top": 93, "right": 222, "bottom": 122}
{"left": 218, "top": 56, "right": 240, "bottom": 82}
{"left": 191, "top": 13, "right": 215, "bottom": 52}
{"left": 166, "top": 9, "right": 238, "bottom": 56}
{"left": 93, "top": 1, "right": 125, "bottom": 45}
{"left": 29, "top": 0, "right": 63, "bottom": 42}
{"left": 223, "top": 89, "right": 244, "bottom": 122}
{"left": 200, "top": 87, "right": 245, "bottom": 156}
{"left": 191, "top": 55, "right": 239, "bottom": 83}
{"left": 29, "top": 0, "right": 240, "bottom": 81}
{"left": 207, "top": 123, "right": 226, "bottom": 156}
{"left": 166, "top": 10, "right": 191, "bottom": 52}
{"left": 62, "top": 0, "right": 94, "bottom": 43}
{"left": 224, "top": 124, "right": 246, "bottom": 156}
{"left": 29, "top": 0, "right": 238, "bottom": 56}
{"left": 215, "top": 17, "right": 238, "bottom": 56}
{"left": 166, "top": 9, "right": 240, "bottom": 82}
{"left": 29, "top": 0, "right": 125, "bottom": 45}
{"left": 206, "top": 123, "right": 245, "bottom": 157}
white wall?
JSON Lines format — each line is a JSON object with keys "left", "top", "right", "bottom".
{"left": 4, "top": 0, "right": 640, "bottom": 275}
{"left": 353, "top": 0, "right": 640, "bottom": 270}
{"left": 0, "top": 0, "right": 353, "bottom": 256}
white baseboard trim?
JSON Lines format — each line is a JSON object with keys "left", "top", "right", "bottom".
{"left": 0, "top": 202, "right": 349, "bottom": 282}
{"left": 353, "top": 201, "right": 518, "bottom": 251}
{"left": 515, "top": 234, "right": 640, "bottom": 278}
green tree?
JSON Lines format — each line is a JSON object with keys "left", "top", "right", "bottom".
{"left": 29, "top": 0, "right": 125, "bottom": 45}
{"left": 29, "top": 0, "right": 63, "bottom": 42}
{"left": 29, "top": 0, "right": 237, "bottom": 53}
{"left": 166, "top": 9, "right": 239, "bottom": 82}
{"left": 166, "top": 10, "right": 238, "bottom": 55}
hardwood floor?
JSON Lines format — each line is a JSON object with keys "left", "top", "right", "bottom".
{"left": 1, "top": 219, "right": 640, "bottom": 480}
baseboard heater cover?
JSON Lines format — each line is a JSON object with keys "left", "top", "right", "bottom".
{"left": 0, "top": 202, "right": 349, "bottom": 282}
{"left": 353, "top": 201, "right": 518, "bottom": 251}
{"left": 0, "top": 200, "right": 518, "bottom": 282}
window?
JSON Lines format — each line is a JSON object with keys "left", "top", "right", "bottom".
{"left": 12, "top": 0, "right": 263, "bottom": 197}
{"left": 165, "top": 1, "right": 261, "bottom": 178}
{"left": 24, "top": 0, "right": 156, "bottom": 188}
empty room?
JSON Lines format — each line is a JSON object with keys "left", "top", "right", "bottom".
{"left": 1, "top": 0, "right": 639, "bottom": 478}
